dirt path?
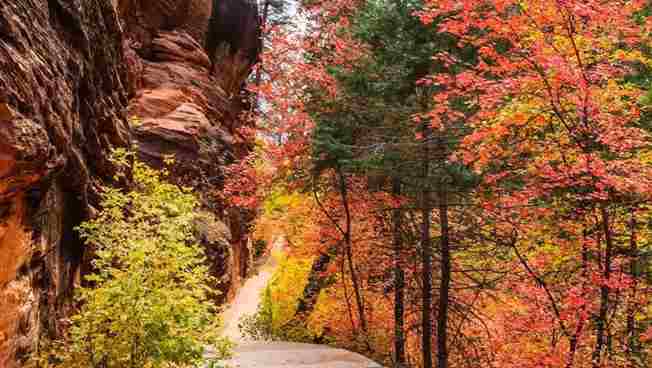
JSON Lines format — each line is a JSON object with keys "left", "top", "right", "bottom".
{"left": 217, "top": 238, "right": 382, "bottom": 367}
{"left": 220, "top": 238, "right": 283, "bottom": 343}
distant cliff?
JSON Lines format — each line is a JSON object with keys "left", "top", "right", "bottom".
{"left": 0, "top": 1, "right": 260, "bottom": 366}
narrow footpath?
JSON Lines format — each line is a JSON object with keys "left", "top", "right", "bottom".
{"left": 216, "top": 238, "right": 382, "bottom": 368}
{"left": 220, "top": 238, "right": 282, "bottom": 343}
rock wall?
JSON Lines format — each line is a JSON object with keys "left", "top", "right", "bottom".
{"left": 121, "top": 0, "right": 260, "bottom": 303}
{"left": 0, "top": 0, "right": 260, "bottom": 366}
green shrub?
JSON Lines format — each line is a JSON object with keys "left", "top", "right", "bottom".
{"left": 34, "top": 149, "right": 231, "bottom": 368}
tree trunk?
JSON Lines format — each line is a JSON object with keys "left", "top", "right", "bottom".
{"left": 421, "top": 125, "right": 433, "bottom": 368}
{"left": 341, "top": 256, "right": 357, "bottom": 333}
{"left": 566, "top": 230, "right": 589, "bottom": 368}
{"left": 392, "top": 178, "right": 406, "bottom": 368}
{"left": 593, "top": 206, "right": 613, "bottom": 368}
{"left": 436, "top": 187, "right": 450, "bottom": 368}
{"left": 626, "top": 208, "right": 640, "bottom": 368}
{"left": 295, "top": 250, "right": 333, "bottom": 316}
{"left": 337, "top": 167, "right": 369, "bottom": 344}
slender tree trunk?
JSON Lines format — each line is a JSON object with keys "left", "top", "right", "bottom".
{"left": 422, "top": 188, "right": 433, "bottom": 368}
{"left": 346, "top": 243, "right": 367, "bottom": 333}
{"left": 421, "top": 125, "right": 433, "bottom": 368}
{"left": 626, "top": 208, "right": 640, "bottom": 368}
{"left": 295, "top": 250, "right": 333, "bottom": 315}
{"left": 436, "top": 186, "right": 450, "bottom": 368}
{"left": 593, "top": 206, "right": 613, "bottom": 368}
{"left": 337, "top": 168, "right": 369, "bottom": 340}
{"left": 341, "top": 256, "right": 357, "bottom": 333}
{"left": 566, "top": 230, "right": 589, "bottom": 368}
{"left": 392, "top": 177, "right": 406, "bottom": 368}
{"left": 294, "top": 184, "right": 348, "bottom": 320}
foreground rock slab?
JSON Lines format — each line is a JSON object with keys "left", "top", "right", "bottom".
{"left": 222, "top": 342, "right": 383, "bottom": 368}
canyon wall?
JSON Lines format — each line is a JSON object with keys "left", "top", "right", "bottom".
{"left": 0, "top": 0, "right": 260, "bottom": 366}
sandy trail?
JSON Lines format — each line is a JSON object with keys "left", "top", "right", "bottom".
{"left": 216, "top": 238, "right": 382, "bottom": 367}
{"left": 220, "top": 238, "right": 283, "bottom": 343}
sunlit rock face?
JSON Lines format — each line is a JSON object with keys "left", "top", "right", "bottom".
{"left": 120, "top": 0, "right": 260, "bottom": 303}
{"left": 0, "top": 0, "right": 259, "bottom": 365}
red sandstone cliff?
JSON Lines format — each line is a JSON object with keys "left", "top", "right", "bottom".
{"left": 0, "top": 1, "right": 260, "bottom": 366}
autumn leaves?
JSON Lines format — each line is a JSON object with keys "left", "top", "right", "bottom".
{"left": 228, "top": 1, "right": 652, "bottom": 367}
